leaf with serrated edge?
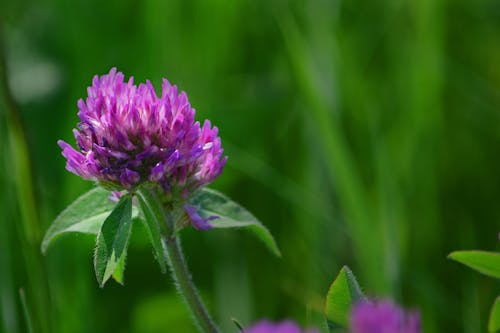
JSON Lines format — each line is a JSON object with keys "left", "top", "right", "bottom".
{"left": 449, "top": 251, "right": 500, "bottom": 279}
{"left": 112, "top": 250, "right": 127, "bottom": 285}
{"left": 189, "top": 188, "right": 281, "bottom": 256}
{"left": 42, "top": 187, "right": 116, "bottom": 253}
{"left": 325, "top": 266, "right": 365, "bottom": 330}
{"left": 94, "top": 195, "right": 133, "bottom": 287}
{"left": 136, "top": 189, "right": 168, "bottom": 273}
{"left": 489, "top": 296, "right": 500, "bottom": 333}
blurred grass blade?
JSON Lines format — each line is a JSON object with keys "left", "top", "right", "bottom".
{"left": 41, "top": 187, "right": 115, "bottom": 253}
{"left": 276, "top": 9, "right": 386, "bottom": 292}
{"left": 94, "top": 195, "right": 133, "bottom": 287}
{"left": 449, "top": 251, "right": 500, "bottom": 279}
{"left": 325, "top": 266, "right": 365, "bottom": 330}
{"left": 1, "top": 27, "right": 50, "bottom": 333}
{"left": 189, "top": 188, "right": 281, "bottom": 257}
{"left": 19, "top": 288, "right": 33, "bottom": 333}
{"left": 231, "top": 317, "right": 245, "bottom": 332}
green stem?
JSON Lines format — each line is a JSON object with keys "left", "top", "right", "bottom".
{"left": 163, "top": 233, "right": 220, "bottom": 333}
{"left": 138, "top": 187, "right": 220, "bottom": 333}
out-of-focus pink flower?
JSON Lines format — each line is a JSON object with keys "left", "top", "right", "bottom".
{"left": 245, "top": 320, "right": 318, "bottom": 333}
{"left": 349, "top": 300, "right": 421, "bottom": 333}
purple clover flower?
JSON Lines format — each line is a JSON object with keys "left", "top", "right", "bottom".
{"left": 245, "top": 320, "right": 318, "bottom": 333}
{"left": 59, "top": 68, "right": 227, "bottom": 198}
{"left": 349, "top": 300, "right": 421, "bottom": 333}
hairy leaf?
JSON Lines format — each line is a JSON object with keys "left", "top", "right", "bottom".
{"left": 94, "top": 195, "right": 133, "bottom": 287}
{"left": 111, "top": 250, "right": 127, "bottom": 285}
{"left": 136, "top": 188, "right": 168, "bottom": 274}
{"left": 449, "top": 250, "right": 500, "bottom": 279}
{"left": 42, "top": 187, "right": 116, "bottom": 253}
{"left": 325, "top": 266, "right": 365, "bottom": 330}
{"left": 489, "top": 296, "right": 500, "bottom": 333}
{"left": 189, "top": 188, "right": 281, "bottom": 256}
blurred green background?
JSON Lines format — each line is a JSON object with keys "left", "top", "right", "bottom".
{"left": 1, "top": 0, "right": 499, "bottom": 332}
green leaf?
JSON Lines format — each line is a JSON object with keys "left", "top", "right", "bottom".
{"left": 136, "top": 189, "right": 168, "bottom": 274}
{"left": 325, "top": 266, "right": 365, "bottom": 330}
{"left": 94, "top": 195, "right": 133, "bottom": 287}
{"left": 111, "top": 251, "right": 127, "bottom": 285}
{"left": 42, "top": 187, "right": 116, "bottom": 253}
{"left": 189, "top": 188, "right": 281, "bottom": 257}
{"left": 448, "top": 250, "right": 500, "bottom": 279}
{"left": 489, "top": 296, "right": 500, "bottom": 333}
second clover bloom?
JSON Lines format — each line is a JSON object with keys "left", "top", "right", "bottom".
{"left": 245, "top": 320, "right": 318, "bottom": 333}
{"left": 349, "top": 300, "right": 421, "bottom": 333}
{"left": 59, "top": 68, "right": 227, "bottom": 198}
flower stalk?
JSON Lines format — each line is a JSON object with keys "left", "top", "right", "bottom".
{"left": 138, "top": 187, "right": 220, "bottom": 333}
{"left": 163, "top": 234, "right": 220, "bottom": 333}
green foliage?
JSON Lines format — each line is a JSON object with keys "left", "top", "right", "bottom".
{"left": 94, "top": 195, "right": 133, "bottom": 287}
{"left": 41, "top": 187, "right": 116, "bottom": 253}
{"left": 324, "top": 266, "right": 365, "bottom": 330}
{"left": 189, "top": 188, "right": 281, "bottom": 257}
{"left": 449, "top": 251, "right": 500, "bottom": 279}
{"left": 449, "top": 250, "right": 500, "bottom": 332}
{"left": 490, "top": 297, "right": 500, "bottom": 333}
{"left": 19, "top": 288, "right": 34, "bottom": 333}
{"left": 41, "top": 187, "right": 141, "bottom": 255}
{"left": 3, "top": 0, "right": 500, "bottom": 331}
{"left": 111, "top": 251, "right": 127, "bottom": 285}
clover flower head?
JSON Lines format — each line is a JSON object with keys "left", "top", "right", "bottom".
{"left": 349, "top": 300, "right": 421, "bottom": 333}
{"left": 245, "top": 320, "right": 318, "bottom": 333}
{"left": 59, "top": 68, "right": 226, "bottom": 198}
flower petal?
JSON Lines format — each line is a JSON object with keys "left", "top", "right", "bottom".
{"left": 184, "top": 204, "right": 218, "bottom": 231}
